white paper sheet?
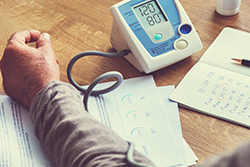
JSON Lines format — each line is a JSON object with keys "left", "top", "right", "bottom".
{"left": 0, "top": 96, "right": 54, "bottom": 167}
{"left": 87, "top": 76, "right": 197, "bottom": 166}
{"left": 0, "top": 75, "right": 197, "bottom": 167}
{"left": 158, "top": 86, "right": 198, "bottom": 167}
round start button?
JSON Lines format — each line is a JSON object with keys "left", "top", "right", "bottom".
{"left": 154, "top": 33, "right": 163, "bottom": 41}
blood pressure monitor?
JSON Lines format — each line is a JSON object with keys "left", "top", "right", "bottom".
{"left": 68, "top": 2, "right": 202, "bottom": 165}
{"left": 110, "top": 0, "right": 202, "bottom": 73}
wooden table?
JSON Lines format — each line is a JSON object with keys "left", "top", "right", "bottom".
{"left": 1, "top": 0, "right": 250, "bottom": 165}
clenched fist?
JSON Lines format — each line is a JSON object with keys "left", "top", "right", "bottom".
{"left": 0, "top": 30, "right": 60, "bottom": 109}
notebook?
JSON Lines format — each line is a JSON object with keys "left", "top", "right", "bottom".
{"left": 170, "top": 27, "right": 250, "bottom": 127}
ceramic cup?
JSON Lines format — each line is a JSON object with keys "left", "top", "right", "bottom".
{"left": 216, "top": 0, "right": 241, "bottom": 16}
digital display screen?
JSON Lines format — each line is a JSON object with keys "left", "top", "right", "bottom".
{"left": 133, "top": 0, "right": 167, "bottom": 29}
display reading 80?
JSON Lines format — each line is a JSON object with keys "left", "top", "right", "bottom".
{"left": 132, "top": 0, "right": 175, "bottom": 43}
{"left": 133, "top": 0, "right": 167, "bottom": 29}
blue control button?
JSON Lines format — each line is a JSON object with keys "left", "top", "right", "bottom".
{"left": 180, "top": 24, "right": 192, "bottom": 34}
{"left": 154, "top": 33, "right": 163, "bottom": 41}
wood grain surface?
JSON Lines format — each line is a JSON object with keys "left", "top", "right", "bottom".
{"left": 1, "top": 0, "right": 250, "bottom": 165}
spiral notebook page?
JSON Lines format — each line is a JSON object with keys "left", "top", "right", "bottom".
{"left": 170, "top": 28, "right": 250, "bottom": 127}
{"left": 170, "top": 62, "right": 250, "bottom": 127}
{"left": 199, "top": 27, "right": 250, "bottom": 77}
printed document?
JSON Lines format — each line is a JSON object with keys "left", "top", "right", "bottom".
{"left": 0, "top": 75, "right": 197, "bottom": 167}
{"left": 0, "top": 96, "right": 54, "bottom": 167}
{"left": 87, "top": 75, "right": 197, "bottom": 166}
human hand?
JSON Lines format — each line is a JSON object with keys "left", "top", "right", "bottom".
{"left": 0, "top": 30, "right": 60, "bottom": 109}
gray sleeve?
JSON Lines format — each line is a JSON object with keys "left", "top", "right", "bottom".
{"left": 196, "top": 142, "right": 250, "bottom": 167}
{"left": 29, "top": 81, "right": 155, "bottom": 167}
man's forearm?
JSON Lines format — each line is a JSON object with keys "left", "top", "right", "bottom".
{"left": 29, "top": 81, "right": 155, "bottom": 167}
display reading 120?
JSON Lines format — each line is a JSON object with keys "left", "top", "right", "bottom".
{"left": 133, "top": 0, "right": 167, "bottom": 29}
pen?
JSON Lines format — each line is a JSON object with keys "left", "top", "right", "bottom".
{"left": 231, "top": 58, "right": 250, "bottom": 67}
